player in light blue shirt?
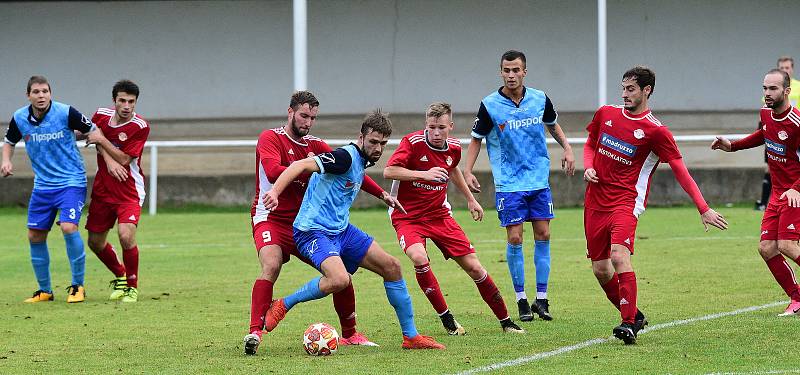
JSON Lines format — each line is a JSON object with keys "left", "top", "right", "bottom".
{"left": 464, "top": 50, "right": 576, "bottom": 322}
{"left": 2, "top": 76, "right": 109, "bottom": 303}
{"left": 259, "top": 110, "right": 445, "bottom": 350}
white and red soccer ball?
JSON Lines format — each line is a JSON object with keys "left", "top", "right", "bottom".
{"left": 303, "top": 323, "right": 339, "bottom": 356}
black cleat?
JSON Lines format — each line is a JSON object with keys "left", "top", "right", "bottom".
{"left": 634, "top": 310, "right": 648, "bottom": 334}
{"left": 517, "top": 299, "right": 534, "bottom": 322}
{"left": 531, "top": 298, "right": 553, "bottom": 321}
{"left": 440, "top": 311, "right": 466, "bottom": 335}
{"left": 613, "top": 322, "right": 637, "bottom": 345}
{"left": 243, "top": 333, "right": 261, "bottom": 355}
{"left": 500, "top": 318, "right": 525, "bottom": 333}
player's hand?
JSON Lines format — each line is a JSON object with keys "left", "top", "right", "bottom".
{"left": 421, "top": 167, "right": 449, "bottom": 183}
{"left": 1, "top": 161, "right": 13, "bottom": 177}
{"left": 381, "top": 191, "right": 406, "bottom": 214}
{"left": 263, "top": 190, "right": 279, "bottom": 210}
{"left": 710, "top": 136, "right": 733, "bottom": 152}
{"left": 780, "top": 189, "right": 800, "bottom": 207}
{"left": 86, "top": 128, "right": 105, "bottom": 145}
{"left": 467, "top": 199, "right": 484, "bottom": 221}
{"left": 562, "top": 148, "right": 576, "bottom": 176}
{"left": 464, "top": 170, "right": 481, "bottom": 193}
{"left": 700, "top": 208, "right": 728, "bottom": 231}
{"left": 583, "top": 168, "right": 599, "bottom": 183}
{"left": 107, "top": 162, "right": 128, "bottom": 182}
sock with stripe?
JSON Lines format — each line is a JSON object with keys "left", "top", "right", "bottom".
{"left": 506, "top": 243, "right": 525, "bottom": 296}
{"left": 63, "top": 232, "right": 85, "bottom": 286}
{"left": 618, "top": 272, "right": 638, "bottom": 324}
{"left": 534, "top": 240, "right": 551, "bottom": 299}
{"left": 96, "top": 243, "right": 125, "bottom": 277}
{"left": 474, "top": 272, "right": 509, "bottom": 320}
{"left": 123, "top": 246, "right": 139, "bottom": 288}
{"left": 332, "top": 282, "right": 357, "bottom": 338}
{"left": 249, "top": 279, "right": 273, "bottom": 333}
{"left": 765, "top": 255, "right": 800, "bottom": 300}
{"left": 284, "top": 276, "right": 326, "bottom": 310}
{"left": 414, "top": 262, "right": 449, "bottom": 314}
{"left": 384, "top": 279, "right": 419, "bottom": 338}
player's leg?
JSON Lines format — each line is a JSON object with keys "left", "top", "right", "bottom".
{"left": 86, "top": 201, "right": 127, "bottom": 299}
{"left": 498, "top": 191, "right": 531, "bottom": 321}
{"left": 452, "top": 253, "right": 524, "bottom": 333}
{"left": 24, "top": 190, "right": 57, "bottom": 302}
{"left": 57, "top": 187, "right": 87, "bottom": 303}
{"left": 609, "top": 244, "right": 638, "bottom": 344}
{"left": 759, "top": 204, "right": 800, "bottom": 316}
{"left": 529, "top": 188, "right": 555, "bottom": 320}
{"left": 117, "top": 223, "right": 139, "bottom": 302}
{"left": 332, "top": 281, "right": 378, "bottom": 346}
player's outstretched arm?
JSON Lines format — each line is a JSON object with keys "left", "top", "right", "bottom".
{"left": 667, "top": 158, "right": 728, "bottom": 231}
{"left": 546, "top": 123, "right": 575, "bottom": 176}
{"left": 712, "top": 130, "right": 764, "bottom": 152}
{"left": 450, "top": 167, "right": 483, "bottom": 221}
{"left": 383, "top": 165, "right": 448, "bottom": 183}
{"left": 710, "top": 136, "right": 733, "bottom": 152}
{"left": 463, "top": 138, "right": 483, "bottom": 193}
{"left": 263, "top": 157, "right": 320, "bottom": 210}
{"left": 1, "top": 143, "right": 14, "bottom": 177}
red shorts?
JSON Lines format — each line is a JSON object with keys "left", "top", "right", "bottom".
{"left": 85, "top": 200, "right": 141, "bottom": 233}
{"left": 251, "top": 219, "right": 302, "bottom": 264}
{"left": 584, "top": 208, "right": 637, "bottom": 261}
{"left": 761, "top": 200, "right": 800, "bottom": 241}
{"left": 392, "top": 217, "right": 475, "bottom": 260}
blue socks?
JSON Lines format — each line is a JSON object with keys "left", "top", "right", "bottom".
{"left": 534, "top": 240, "right": 551, "bottom": 297}
{"left": 284, "top": 276, "right": 326, "bottom": 310}
{"left": 384, "top": 279, "right": 418, "bottom": 338}
{"left": 63, "top": 231, "right": 85, "bottom": 286}
{"left": 30, "top": 241, "right": 51, "bottom": 293}
{"left": 506, "top": 243, "right": 525, "bottom": 293}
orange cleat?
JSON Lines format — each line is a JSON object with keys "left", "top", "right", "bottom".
{"left": 340, "top": 331, "right": 379, "bottom": 346}
{"left": 402, "top": 334, "right": 445, "bottom": 350}
{"left": 264, "top": 299, "right": 287, "bottom": 332}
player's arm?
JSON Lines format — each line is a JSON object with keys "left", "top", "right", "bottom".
{"left": 450, "top": 166, "right": 483, "bottom": 221}
{"left": 98, "top": 146, "right": 128, "bottom": 182}
{"left": 583, "top": 110, "right": 601, "bottom": 183}
{"left": 2, "top": 118, "right": 21, "bottom": 177}
{"left": 667, "top": 158, "right": 728, "bottom": 231}
{"left": 711, "top": 129, "right": 763, "bottom": 152}
{"left": 263, "top": 157, "right": 321, "bottom": 210}
{"left": 464, "top": 103, "right": 493, "bottom": 193}
{"left": 384, "top": 165, "right": 449, "bottom": 182}
{"left": 543, "top": 96, "right": 575, "bottom": 176}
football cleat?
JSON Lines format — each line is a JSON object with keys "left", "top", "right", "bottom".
{"left": 339, "top": 331, "right": 379, "bottom": 346}
{"left": 109, "top": 277, "right": 128, "bottom": 300}
{"left": 66, "top": 285, "right": 85, "bottom": 303}
{"left": 24, "top": 290, "right": 54, "bottom": 303}
{"left": 121, "top": 287, "right": 138, "bottom": 303}
{"left": 613, "top": 322, "right": 637, "bottom": 345}
{"left": 402, "top": 334, "right": 445, "bottom": 350}
{"left": 634, "top": 310, "right": 649, "bottom": 334}
{"left": 531, "top": 298, "right": 553, "bottom": 321}
{"left": 264, "top": 299, "right": 287, "bottom": 332}
{"left": 517, "top": 298, "right": 534, "bottom": 322}
{"left": 243, "top": 332, "right": 261, "bottom": 355}
{"left": 440, "top": 311, "right": 466, "bottom": 336}
{"left": 778, "top": 300, "right": 800, "bottom": 317}
{"left": 500, "top": 318, "right": 525, "bottom": 334}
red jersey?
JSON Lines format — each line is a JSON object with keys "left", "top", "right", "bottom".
{"left": 584, "top": 105, "right": 682, "bottom": 217}
{"left": 251, "top": 127, "right": 332, "bottom": 226}
{"left": 759, "top": 107, "right": 800, "bottom": 199}
{"left": 387, "top": 130, "right": 462, "bottom": 222}
{"left": 91, "top": 108, "right": 150, "bottom": 205}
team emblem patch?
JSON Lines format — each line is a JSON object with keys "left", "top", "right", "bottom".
{"left": 118, "top": 132, "right": 128, "bottom": 141}
{"left": 633, "top": 129, "right": 644, "bottom": 139}
{"left": 445, "top": 156, "right": 453, "bottom": 166}
{"left": 498, "top": 122, "right": 506, "bottom": 132}
{"left": 24, "top": 134, "right": 30, "bottom": 142}
{"left": 779, "top": 130, "right": 788, "bottom": 141}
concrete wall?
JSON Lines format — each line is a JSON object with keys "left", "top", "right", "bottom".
{"left": 1, "top": 0, "right": 799, "bottom": 122}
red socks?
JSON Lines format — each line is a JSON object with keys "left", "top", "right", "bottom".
{"left": 414, "top": 263, "right": 449, "bottom": 315}
{"left": 766, "top": 255, "right": 800, "bottom": 300}
{"left": 474, "top": 272, "right": 509, "bottom": 320}
{"left": 618, "top": 272, "right": 638, "bottom": 324}
{"left": 249, "top": 279, "right": 274, "bottom": 334}
{"left": 601, "top": 273, "right": 621, "bottom": 310}
{"left": 332, "top": 282, "right": 357, "bottom": 338}
{"left": 123, "top": 246, "right": 139, "bottom": 288}
{"left": 96, "top": 243, "right": 125, "bottom": 277}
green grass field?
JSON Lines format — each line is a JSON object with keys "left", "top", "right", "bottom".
{"left": 0, "top": 206, "right": 797, "bottom": 374}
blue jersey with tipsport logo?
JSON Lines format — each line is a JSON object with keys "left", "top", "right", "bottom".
{"left": 472, "top": 87, "right": 558, "bottom": 192}
{"left": 294, "top": 144, "right": 368, "bottom": 235}
{"left": 4, "top": 101, "right": 94, "bottom": 190}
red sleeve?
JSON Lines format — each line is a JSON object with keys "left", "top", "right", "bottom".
{"left": 121, "top": 126, "right": 150, "bottom": 158}
{"left": 583, "top": 110, "right": 601, "bottom": 169}
{"left": 91, "top": 111, "right": 101, "bottom": 124}
{"left": 730, "top": 129, "right": 764, "bottom": 151}
{"left": 258, "top": 133, "right": 286, "bottom": 183}
{"left": 668, "top": 158, "right": 710, "bottom": 214}
{"left": 652, "top": 127, "right": 682, "bottom": 162}
{"left": 387, "top": 137, "right": 413, "bottom": 168}
{"left": 361, "top": 175, "right": 384, "bottom": 198}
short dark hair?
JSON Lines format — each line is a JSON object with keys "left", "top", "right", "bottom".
{"left": 112, "top": 79, "right": 140, "bottom": 100}
{"left": 622, "top": 66, "right": 656, "bottom": 98}
{"left": 289, "top": 91, "right": 319, "bottom": 111}
{"left": 778, "top": 56, "right": 795, "bottom": 68}
{"left": 767, "top": 68, "right": 791, "bottom": 88}
{"left": 360, "top": 109, "right": 392, "bottom": 137}
{"left": 27, "top": 75, "right": 50, "bottom": 94}
{"left": 501, "top": 50, "right": 526, "bottom": 68}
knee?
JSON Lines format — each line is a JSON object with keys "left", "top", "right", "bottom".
{"left": 465, "top": 264, "right": 485, "bottom": 280}
{"left": 777, "top": 241, "right": 796, "bottom": 255}
{"left": 327, "top": 272, "right": 352, "bottom": 293}
{"left": 87, "top": 237, "right": 105, "bottom": 253}
{"left": 119, "top": 234, "right": 137, "bottom": 250}
{"left": 609, "top": 251, "right": 629, "bottom": 269}
{"left": 533, "top": 228, "right": 550, "bottom": 241}
{"left": 28, "top": 230, "right": 47, "bottom": 243}
{"left": 758, "top": 241, "right": 777, "bottom": 260}
{"left": 382, "top": 256, "right": 403, "bottom": 280}
{"left": 507, "top": 234, "right": 523, "bottom": 245}
{"left": 60, "top": 222, "right": 78, "bottom": 235}
{"left": 592, "top": 265, "right": 613, "bottom": 282}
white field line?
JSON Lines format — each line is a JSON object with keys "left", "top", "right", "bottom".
{"left": 452, "top": 301, "right": 787, "bottom": 375}
{"left": 472, "top": 235, "right": 758, "bottom": 244}
{"left": 705, "top": 371, "right": 800, "bottom": 375}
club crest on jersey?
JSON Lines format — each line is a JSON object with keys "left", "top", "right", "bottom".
{"left": 498, "top": 122, "right": 506, "bottom": 132}
{"left": 445, "top": 156, "right": 453, "bottom": 166}
{"left": 118, "top": 132, "right": 128, "bottom": 142}
{"left": 633, "top": 129, "right": 644, "bottom": 139}
{"left": 344, "top": 180, "right": 355, "bottom": 189}
{"left": 779, "top": 130, "right": 789, "bottom": 141}
{"left": 765, "top": 138, "right": 786, "bottom": 155}
{"left": 600, "top": 133, "right": 637, "bottom": 157}
{"left": 24, "top": 134, "right": 30, "bottom": 142}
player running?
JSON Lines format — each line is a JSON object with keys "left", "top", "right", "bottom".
{"left": 2, "top": 75, "right": 109, "bottom": 303}
{"left": 712, "top": 68, "right": 800, "bottom": 317}
{"left": 584, "top": 66, "right": 728, "bottom": 344}
{"left": 383, "top": 102, "right": 524, "bottom": 335}
{"left": 463, "top": 50, "right": 575, "bottom": 322}
{"left": 244, "top": 92, "right": 388, "bottom": 355}
{"left": 84, "top": 80, "right": 149, "bottom": 303}
{"left": 262, "top": 110, "right": 445, "bottom": 350}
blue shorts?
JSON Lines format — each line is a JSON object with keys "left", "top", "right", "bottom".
{"left": 27, "top": 186, "right": 86, "bottom": 230}
{"left": 496, "top": 188, "right": 554, "bottom": 227}
{"left": 293, "top": 224, "right": 374, "bottom": 274}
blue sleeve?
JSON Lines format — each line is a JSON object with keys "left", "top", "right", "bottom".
{"left": 4, "top": 118, "right": 21, "bottom": 144}
{"left": 68, "top": 107, "right": 94, "bottom": 133}
{"left": 543, "top": 95, "right": 558, "bottom": 125}
{"left": 313, "top": 148, "right": 353, "bottom": 175}
{"left": 471, "top": 102, "right": 494, "bottom": 139}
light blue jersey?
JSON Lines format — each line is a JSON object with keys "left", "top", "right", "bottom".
{"left": 293, "top": 144, "right": 368, "bottom": 235}
{"left": 5, "top": 101, "right": 94, "bottom": 190}
{"left": 472, "top": 87, "right": 558, "bottom": 193}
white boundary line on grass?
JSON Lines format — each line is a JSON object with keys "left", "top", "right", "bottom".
{"left": 453, "top": 301, "right": 787, "bottom": 375}
{"left": 705, "top": 371, "right": 800, "bottom": 375}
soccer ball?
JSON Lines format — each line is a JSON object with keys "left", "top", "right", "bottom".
{"left": 302, "top": 323, "right": 339, "bottom": 356}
